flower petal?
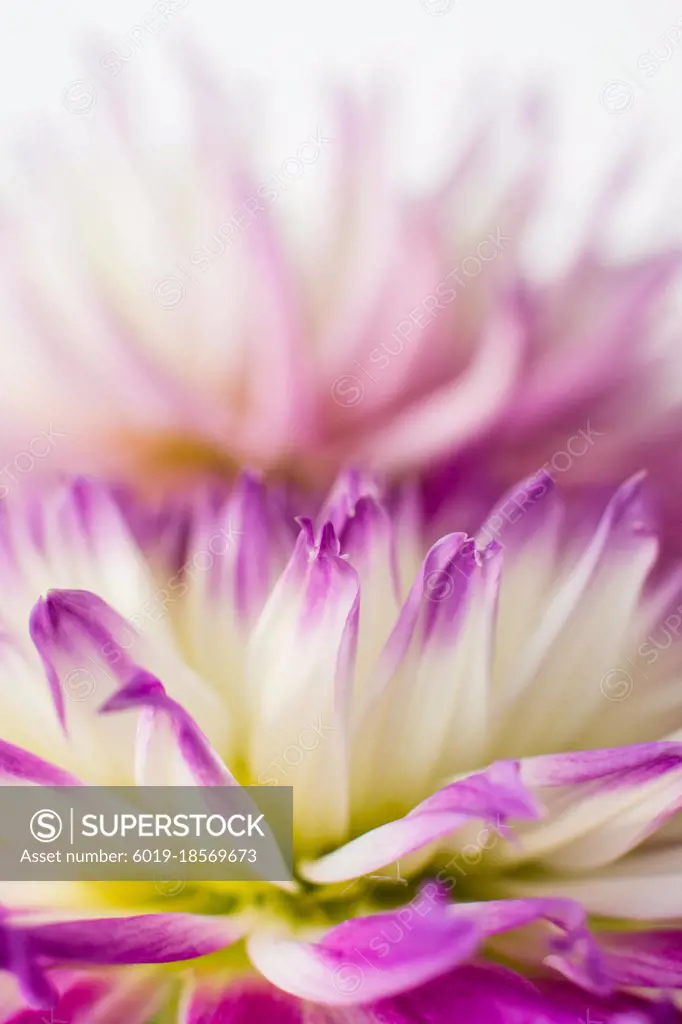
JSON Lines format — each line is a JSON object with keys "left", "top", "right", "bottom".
{"left": 181, "top": 980, "right": 303, "bottom": 1024}
{"left": 301, "top": 760, "right": 539, "bottom": 884}
{"left": 247, "top": 886, "right": 480, "bottom": 1006}
{"left": 2, "top": 912, "right": 241, "bottom": 995}
{"left": 3, "top": 969, "right": 166, "bottom": 1024}
{"left": 28, "top": 588, "right": 229, "bottom": 784}
{"left": 494, "top": 474, "right": 658, "bottom": 755}
{"left": 506, "top": 844, "right": 682, "bottom": 920}
{"left": 377, "top": 965, "right": 676, "bottom": 1024}
{"left": 596, "top": 930, "right": 682, "bottom": 991}
{"left": 247, "top": 519, "right": 359, "bottom": 852}
{"left": 513, "top": 742, "right": 682, "bottom": 872}
{"left": 350, "top": 531, "right": 483, "bottom": 816}
{"left": 100, "top": 669, "right": 237, "bottom": 786}
{"left": 357, "top": 292, "right": 525, "bottom": 470}
{"left": 0, "top": 740, "right": 80, "bottom": 786}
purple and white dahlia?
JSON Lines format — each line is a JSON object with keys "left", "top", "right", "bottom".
{"left": 0, "top": 469, "right": 681, "bottom": 1021}
{"left": 2, "top": 67, "right": 682, "bottom": 560}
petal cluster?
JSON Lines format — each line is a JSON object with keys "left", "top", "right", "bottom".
{"left": 0, "top": 470, "right": 681, "bottom": 1020}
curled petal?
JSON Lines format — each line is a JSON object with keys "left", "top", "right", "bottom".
{"left": 100, "top": 670, "right": 237, "bottom": 786}
{"left": 301, "top": 760, "right": 539, "bottom": 883}
{"left": 247, "top": 886, "right": 480, "bottom": 1006}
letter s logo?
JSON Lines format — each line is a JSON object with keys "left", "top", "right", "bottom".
{"left": 30, "top": 809, "right": 63, "bottom": 843}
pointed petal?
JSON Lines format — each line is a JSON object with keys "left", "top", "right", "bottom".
{"left": 352, "top": 532, "right": 499, "bottom": 816}
{"left": 301, "top": 760, "right": 539, "bottom": 883}
{"left": 247, "top": 520, "right": 359, "bottom": 851}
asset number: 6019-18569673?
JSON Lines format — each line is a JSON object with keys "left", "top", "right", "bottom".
{"left": 132, "top": 848, "right": 257, "bottom": 863}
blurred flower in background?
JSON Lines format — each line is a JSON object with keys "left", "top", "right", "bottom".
{"left": 1, "top": 57, "right": 682, "bottom": 554}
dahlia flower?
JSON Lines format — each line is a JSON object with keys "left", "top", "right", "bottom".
{"left": 0, "top": 468, "right": 681, "bottom": 1021}
{"left": 2, "top": 64, "right": 682, "bottom": 546}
